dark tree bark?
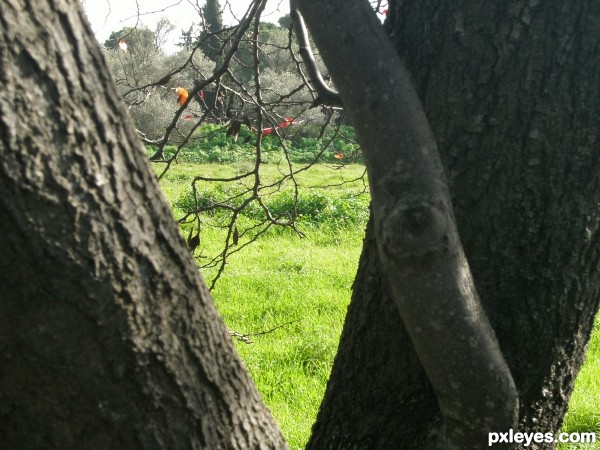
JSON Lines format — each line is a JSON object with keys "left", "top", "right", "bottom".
{"left": 0, "top": 1, "right": 286, "bottom": 449}
{"left": 305, "top": 1, "right": 600, "bottom": 449}
{"left": 297, "top": 1, "right": 518, "bottom": 448}
{"left": 310, "top": 215, "right": 447, "bottom": 449}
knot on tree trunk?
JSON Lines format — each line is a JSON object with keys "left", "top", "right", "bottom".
{"left": 380, "top": 200, "right": 450, "bottom": 261}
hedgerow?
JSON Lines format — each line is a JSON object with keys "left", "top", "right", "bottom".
{"left": 147, "top": 124, "right": 363, "bottom": 165}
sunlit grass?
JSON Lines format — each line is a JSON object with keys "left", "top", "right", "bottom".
{"left": 559, "top": 317, "right": 600, "bottom": 449}
{"left": 212, "top": 228, "right": 362, "bottom": 449}
{"left": 156, "top": 161, "right": 366, "bottom": 449}
{"left": 157, "top": 162, "right": 599, "bottom": 450}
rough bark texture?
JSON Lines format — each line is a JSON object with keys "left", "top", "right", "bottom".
{"left": 0, "top": 1, "right": 286, "bottom": 449}
{"left": 299, "top": 0, "right": 518, "bottom": 448}
{"left": 310, "top": 216, "right": 446, "bottom": 449}
{"left": 307, "top": 0, "right": 600, "bottom": 449}
{"left": 392, "top": 0, "right": 600, "bottom": 438}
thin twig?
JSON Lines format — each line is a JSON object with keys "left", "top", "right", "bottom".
{"left": 228, "top": 319, "right": 303, "bottom": 344}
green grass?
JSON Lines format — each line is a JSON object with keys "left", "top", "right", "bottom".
{"left": 559, "top": 317, "right": 600, "bottom": 449}
{"left": 212, "top": 229, "right": 362, "bottom": 448}
{"left": 156, "top": 161, "right": 599, "bottom": 450}
{"left": 156, "top": 161, "right": 367, "bottom": 449}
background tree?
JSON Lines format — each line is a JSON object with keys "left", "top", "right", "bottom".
{"left": 104, "top": 25, "right": 157, "bottom": 54}
{"left": 153, "top": 17, "right": 176, "bottom": 50}
{"left": 178, "top": 25, "right": 196, "bottom": 51}
{"left": 278, "top": 13, "right": 292, "bottom": 29}
{"left": 103, "top": 38, "right": 215, "bottom": 140}
{"left": 200, "top": 0, "right": 225, "bottom": 62}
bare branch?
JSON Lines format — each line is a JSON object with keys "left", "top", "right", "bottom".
{"left": 150, "top": 0, "right": 270, "bottom": 161}
{"left": 289, "top": 0, "right": 343, "bottom": 108}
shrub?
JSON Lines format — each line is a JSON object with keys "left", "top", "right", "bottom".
{"left": 147, "top": 124, "right": 363, "bottom": 165}
{"left": 175, "top": 183, "right": 368, "bottom": 229}
{"left": 175, "top": 184, "right": 247, "bottom": 214}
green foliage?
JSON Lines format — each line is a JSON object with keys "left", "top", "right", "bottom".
{"left": 174, "top": 183, "right": 368, "bottom": 228}
{"left": 180, "top": 144, "right": 254, "bottom": 164}
{"left": 234, "top": 23, "right": 299, "bottom": 81}
{"left": 245, "top": 190, "right": 369, "bottom": 227}
{"left": 149, "top": 123, "right": 362, "bottom": 165}
{"left": 278, "top": 14, "right": 292, "bottom": 29}
{"left": 174, "top": 183, "right": 244, "bottom": 214}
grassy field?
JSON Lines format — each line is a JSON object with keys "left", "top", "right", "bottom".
{"left": 213, "top": 230, "right": 362, "bottom": 448}
{"left": 158, "top": 161, "right": 367, "bottom": 449}
{"left": 157, "top": 162, "right": 599, "bottom": 450}
{"left": 560, "top": 318, "right": 600, "bottom": 450}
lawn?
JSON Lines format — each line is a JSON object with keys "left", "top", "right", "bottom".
{"left": 158, "top": 161, "right": 367, "bottom": 449}
{"left": 559, "top": 317, "right": 600, "bottom": 449}
{"left": 156, "top": 161, "right": 599, "bottom": 450}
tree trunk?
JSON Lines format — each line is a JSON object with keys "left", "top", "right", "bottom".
{"left": 306, "top": 0, "right": 600, "bottom": 449}
{"left": 309, "top": 215, "right": 446, "bottom": 449}
{"left": 0, "top": 1, "right": 286, "bottom": 449}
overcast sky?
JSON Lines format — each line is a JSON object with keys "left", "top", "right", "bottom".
{"left": 80, "top": 0, "right": 288, "bottom": 50}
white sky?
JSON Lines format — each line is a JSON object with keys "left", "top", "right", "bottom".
{"left": 80, "top": 0, "right": 289, "bottom": 51}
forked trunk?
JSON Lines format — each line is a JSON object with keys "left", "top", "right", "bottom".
{"left": 306, "top": 0, "right": 600, "bottom": 448}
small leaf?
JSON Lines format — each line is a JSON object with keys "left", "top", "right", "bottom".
{"left": 187, "top": 229, "right": 200, "bottom": 252}
{"left": 226, "top": 120, "right": 242, "bottom": 141}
